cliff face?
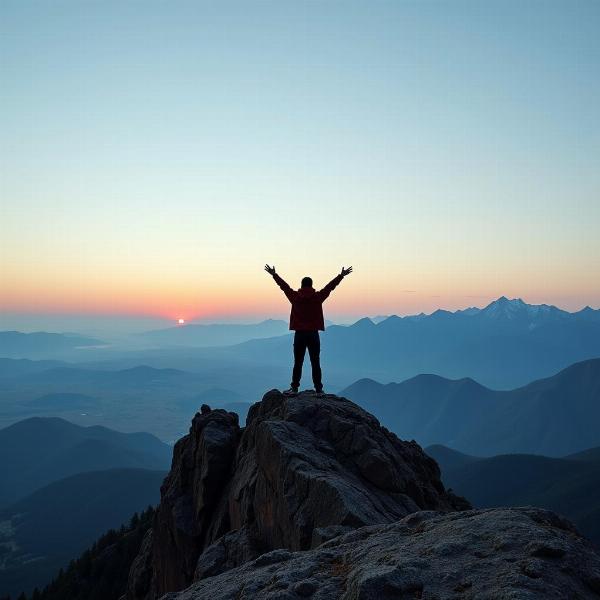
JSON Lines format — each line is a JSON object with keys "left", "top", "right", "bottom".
{"left": 127, "top": 390, "right": 467, "bottom": 599}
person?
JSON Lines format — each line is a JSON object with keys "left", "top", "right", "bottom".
{"left": 264, "top": 264, "right": 353, "bottom": 395}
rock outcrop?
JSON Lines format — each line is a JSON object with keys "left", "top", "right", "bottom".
{"left": 126, "top": 390, "right": 467, "bottom": 599}
{"left": 126, "top": 389, "right": 600, "bottom": 600}
{"left": 162, "top": 507, "right": 600, "bottom": 600}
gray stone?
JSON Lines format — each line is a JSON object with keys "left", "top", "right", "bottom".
{"left": 127, "top": 390, "right": 464, "bottom": 599}
{"left": 161, "top": 508, "right": 600, "bottom": 600}
{"left": 128, "top": 407, "right": 240, "bottom": 599}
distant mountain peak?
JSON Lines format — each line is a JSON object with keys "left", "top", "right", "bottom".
{"left": 381, "top": 314, "right": 402, "bottom": 323}
{"left": 489, "top": 296, "right": 526, "bottom": 306}
{"left": 371, "top": 315, "right": 391, "bottom": 324}
{"left": 351, "top": 317, "right": 375, "bottom": 327}
{"left": 482, "top": 296, "right": 546, "bottom": 320}
{"left": 577, "top": 305, "right": 596, "bottom": 314}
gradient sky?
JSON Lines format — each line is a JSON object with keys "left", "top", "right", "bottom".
{"left": 1, "top": 0, "right": 599, "bottom": 330}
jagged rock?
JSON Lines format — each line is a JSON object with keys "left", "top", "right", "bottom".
{"left": 127, "top": 390, "right": 465, "bottom": 599}
{"left": 160, "top": 507, "right": 600, "bottom": 600}
{"left": 227, "top": 390, "right": 461, "bottom": 551}
{"left": 144, "top": 407, "right": 241, "bottom": 597}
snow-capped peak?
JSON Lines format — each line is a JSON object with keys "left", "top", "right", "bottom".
{"left": 481, "top": 297, "right": 569, "bottom": 321}
{"left": 482, "top": 297, "right": 527, "bottom": 318}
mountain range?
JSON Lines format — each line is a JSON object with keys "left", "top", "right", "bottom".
{"left": 0, "top": 417, "right": 172, "bottom": 507}
{"left": 342, "top": 357, "right": 600, "bottom": 456}
{"left": 0, "top": 352, "right": 600, "bottom": 460}
{"left": 0, "top": 331, "right": 104, "bottom": 358}
{"left": 0, "top": 358, "right": 67, "bottom": 378}
{"left": 427, "top": 444, "right": 600, "bottom": 547}
{"left": 138, "top": 319, "right": 289, "bottom": 347}
{"left": 0, "top": 363, "right": 255, "bottom": 442}
{"left": 5, "top": 297, "right": 600, "bottom": 392}
{"left": 229, "top": 296, "right": 600, "bottom": 389}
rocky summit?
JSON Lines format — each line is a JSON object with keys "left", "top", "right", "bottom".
{"left": 124, "top": 390, "right": 600, "bottom": 600}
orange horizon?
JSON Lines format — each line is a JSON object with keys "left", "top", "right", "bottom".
{"left": 2, "top": 289, "right": 599, "bottom": 323}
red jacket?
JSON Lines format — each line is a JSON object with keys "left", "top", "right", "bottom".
{"left": 273, "top": 272, "right": 344, "bottom": 331}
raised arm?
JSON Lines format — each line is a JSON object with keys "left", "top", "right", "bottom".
{"left": 318, "top": 266, "right": 352, "bottom": 301}
{"left": 264, "top": 264, "right": 296, "bottom": 303}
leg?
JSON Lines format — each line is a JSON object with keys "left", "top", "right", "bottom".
{"left": 307, "top": 331, "right": 322, "bottom": 392}
{"left": 291, "top": 332, "right": 307, "bottom": 389}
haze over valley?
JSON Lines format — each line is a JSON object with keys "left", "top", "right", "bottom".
{"left": 2, "top": 297, "right": 599, "bottom": 443}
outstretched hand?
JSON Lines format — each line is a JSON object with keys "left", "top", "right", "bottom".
{"left": 264, "top": 264, "right": 276, "bottom": 276}
{"left": 341, "top": 266, "right": 353, "bottom": 277}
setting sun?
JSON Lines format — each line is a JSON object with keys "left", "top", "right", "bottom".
{"left": 177, "top": 318, "right": 185, "bottom": 324}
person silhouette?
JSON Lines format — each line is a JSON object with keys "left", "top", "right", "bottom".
{"left": 265, "top": 264, "right": 353, "bottom": 395}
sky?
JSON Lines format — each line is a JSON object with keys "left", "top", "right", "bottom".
{"left": 1, "top": 0, "right": 599, "bottom": 331}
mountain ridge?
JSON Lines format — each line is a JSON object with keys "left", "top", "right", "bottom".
{"left": 0, "top": 331, "right": 105, "bottom": 358}
{"left": 0, "top": 417, "right": 172, "bottom": 507}
{"left": 342, "top": 357, "right": 600, "bottom": 456}
{"left": 371, "top": 296, "right": 600, "bottom": 325}
{"left": 137, "top": 319, "right": 290, "bottom": 348}
{"left": 227, "top": 297, "right": 600, "bottom": 389}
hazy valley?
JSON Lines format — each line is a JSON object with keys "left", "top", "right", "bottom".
{"left": 2, "top": 297, "right": 600, "bottom": 598}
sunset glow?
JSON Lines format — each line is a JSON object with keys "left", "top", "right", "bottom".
{"left": 1, "top": 2, "right": 599, "bottom": 329}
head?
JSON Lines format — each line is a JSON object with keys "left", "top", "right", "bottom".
{"left": 301, "top": 276, "right": 313, "bottom": 288}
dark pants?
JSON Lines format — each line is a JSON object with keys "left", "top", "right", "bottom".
{"left": 291, "top": 330, "right": 322, "bottom": 391}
